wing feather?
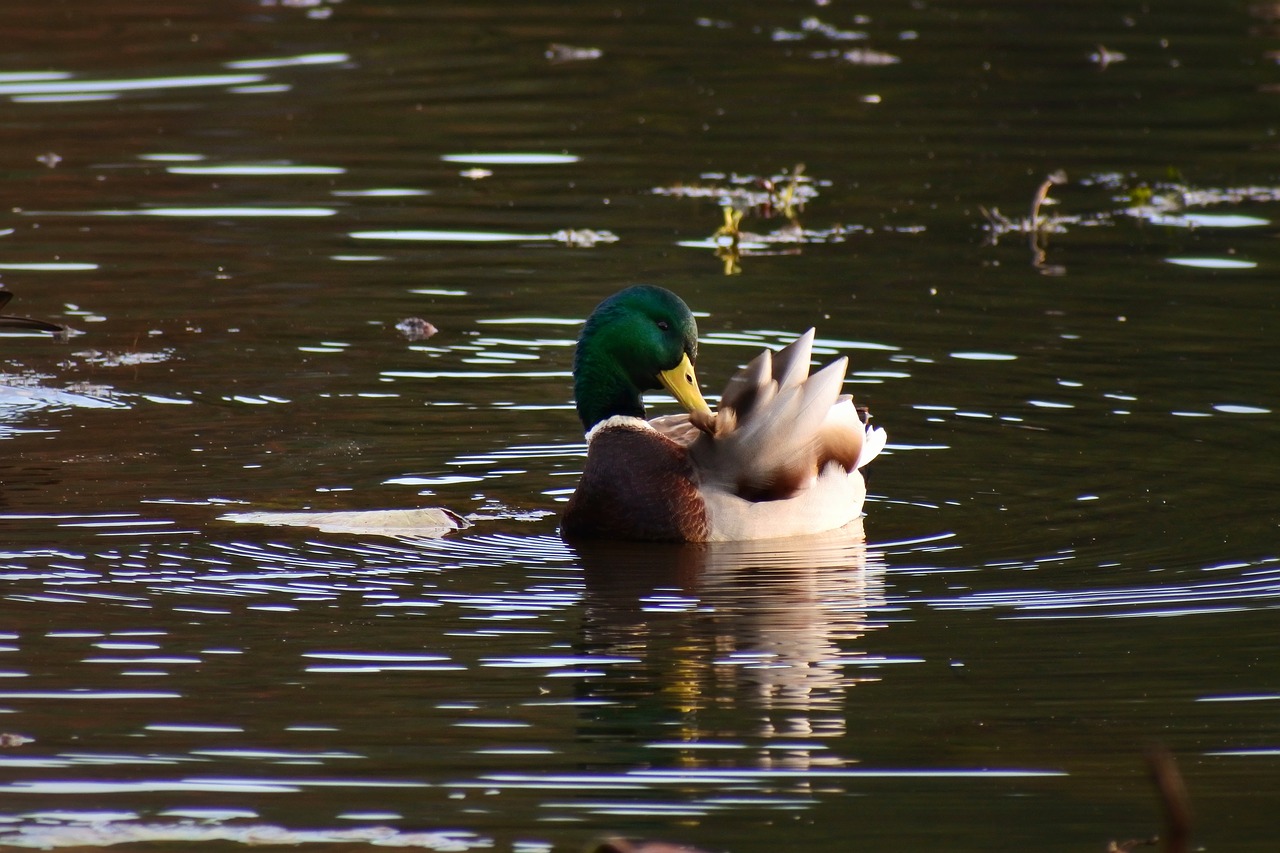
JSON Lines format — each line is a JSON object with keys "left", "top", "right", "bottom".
{"left": 690, "top": 333, "right": 875, "bottom": 503}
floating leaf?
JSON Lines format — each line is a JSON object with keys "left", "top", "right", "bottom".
{"left": 219, "top": 507, "right": 471, "bottom": 539}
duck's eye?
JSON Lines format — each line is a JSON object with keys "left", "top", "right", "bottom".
{"left": 656, "top": 320, "right": 670, "bottom": 331}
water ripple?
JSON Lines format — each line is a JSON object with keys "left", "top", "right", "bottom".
{"left": 920, "top": 556, "right": 1280, "bottom": 619}
{"left": 0, "top": 73, "right": 266, "bottom": 98}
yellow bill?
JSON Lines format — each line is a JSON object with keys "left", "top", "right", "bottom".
{"left": 658, "top": 352, "right": 713, "bottom": 418}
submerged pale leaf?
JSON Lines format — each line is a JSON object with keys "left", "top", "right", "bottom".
{"left": 218, "top": 507, "right": 471, "bottom": 538}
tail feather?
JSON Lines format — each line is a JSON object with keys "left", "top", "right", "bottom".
{"left": 691, "top": 330, "right": 884, "bottom": 503}
{"left": 770, "top": 328, "right": 815, "bottom": 392}
{"left": 717, "top": 348, "right": 773, "bottom": 423}
{"left": 856, "top": 424, "right": 888, "bottom": 470}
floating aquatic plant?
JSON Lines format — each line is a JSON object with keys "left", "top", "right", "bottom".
{"left": 656, "top": 165, "right": 864, "bottom": 274}
{"left": 653, "top": 164, "right": 825, "bottom": 214}
{"left": 980, "top": 169, "right": 1280, "bottom": 274}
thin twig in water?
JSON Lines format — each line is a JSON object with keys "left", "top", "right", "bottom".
{"left": 1106, "top": 746, "right": 1193, "bottom": 853}
{"left": 1029, "top": 169, "right": 1068, "bottom": 228}
{"left": 1029, "top": 169, "right": 1068, "bottom": 274}
{"left": 1148, "top": 745, "right": 1192, "bottom": 853}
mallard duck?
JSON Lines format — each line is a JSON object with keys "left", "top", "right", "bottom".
{"left": 0, "top": 291, "right": 64, "bottom": 334}
{"left": 561, "top": 285, "right": 886, "bottom": 542}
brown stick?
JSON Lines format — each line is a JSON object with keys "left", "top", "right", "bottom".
{"left": 1147, "top": 745, "right": 1192, "bottom": 853}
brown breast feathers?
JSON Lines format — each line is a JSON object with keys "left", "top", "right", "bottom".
{"left": 561, "top": 423, "right": 710, "bottom": 542}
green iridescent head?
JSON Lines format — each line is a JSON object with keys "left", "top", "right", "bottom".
{"left": 573, "top": 285, "right": 711, "bottom": 431}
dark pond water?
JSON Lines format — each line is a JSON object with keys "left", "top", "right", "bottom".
{"left": 2, "top": 1, "right": 1279, "bottom": 850}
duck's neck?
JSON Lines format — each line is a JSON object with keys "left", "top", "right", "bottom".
{"left": 574, "top": 348, "right": 646, "bottom": 432}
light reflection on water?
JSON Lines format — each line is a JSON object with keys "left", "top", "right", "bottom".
{"left": 0, "top": 526, "right": 953, "bottom": 836}
{"left": 921, "top": 555, "right": 1280, "bottom": 620}
{"left": 2, "top": 497, "right": 1279, "bottom": 840}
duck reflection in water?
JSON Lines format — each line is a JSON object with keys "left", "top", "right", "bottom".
{"left": 571, "top": 520, "right": 885, "bottom": 769}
